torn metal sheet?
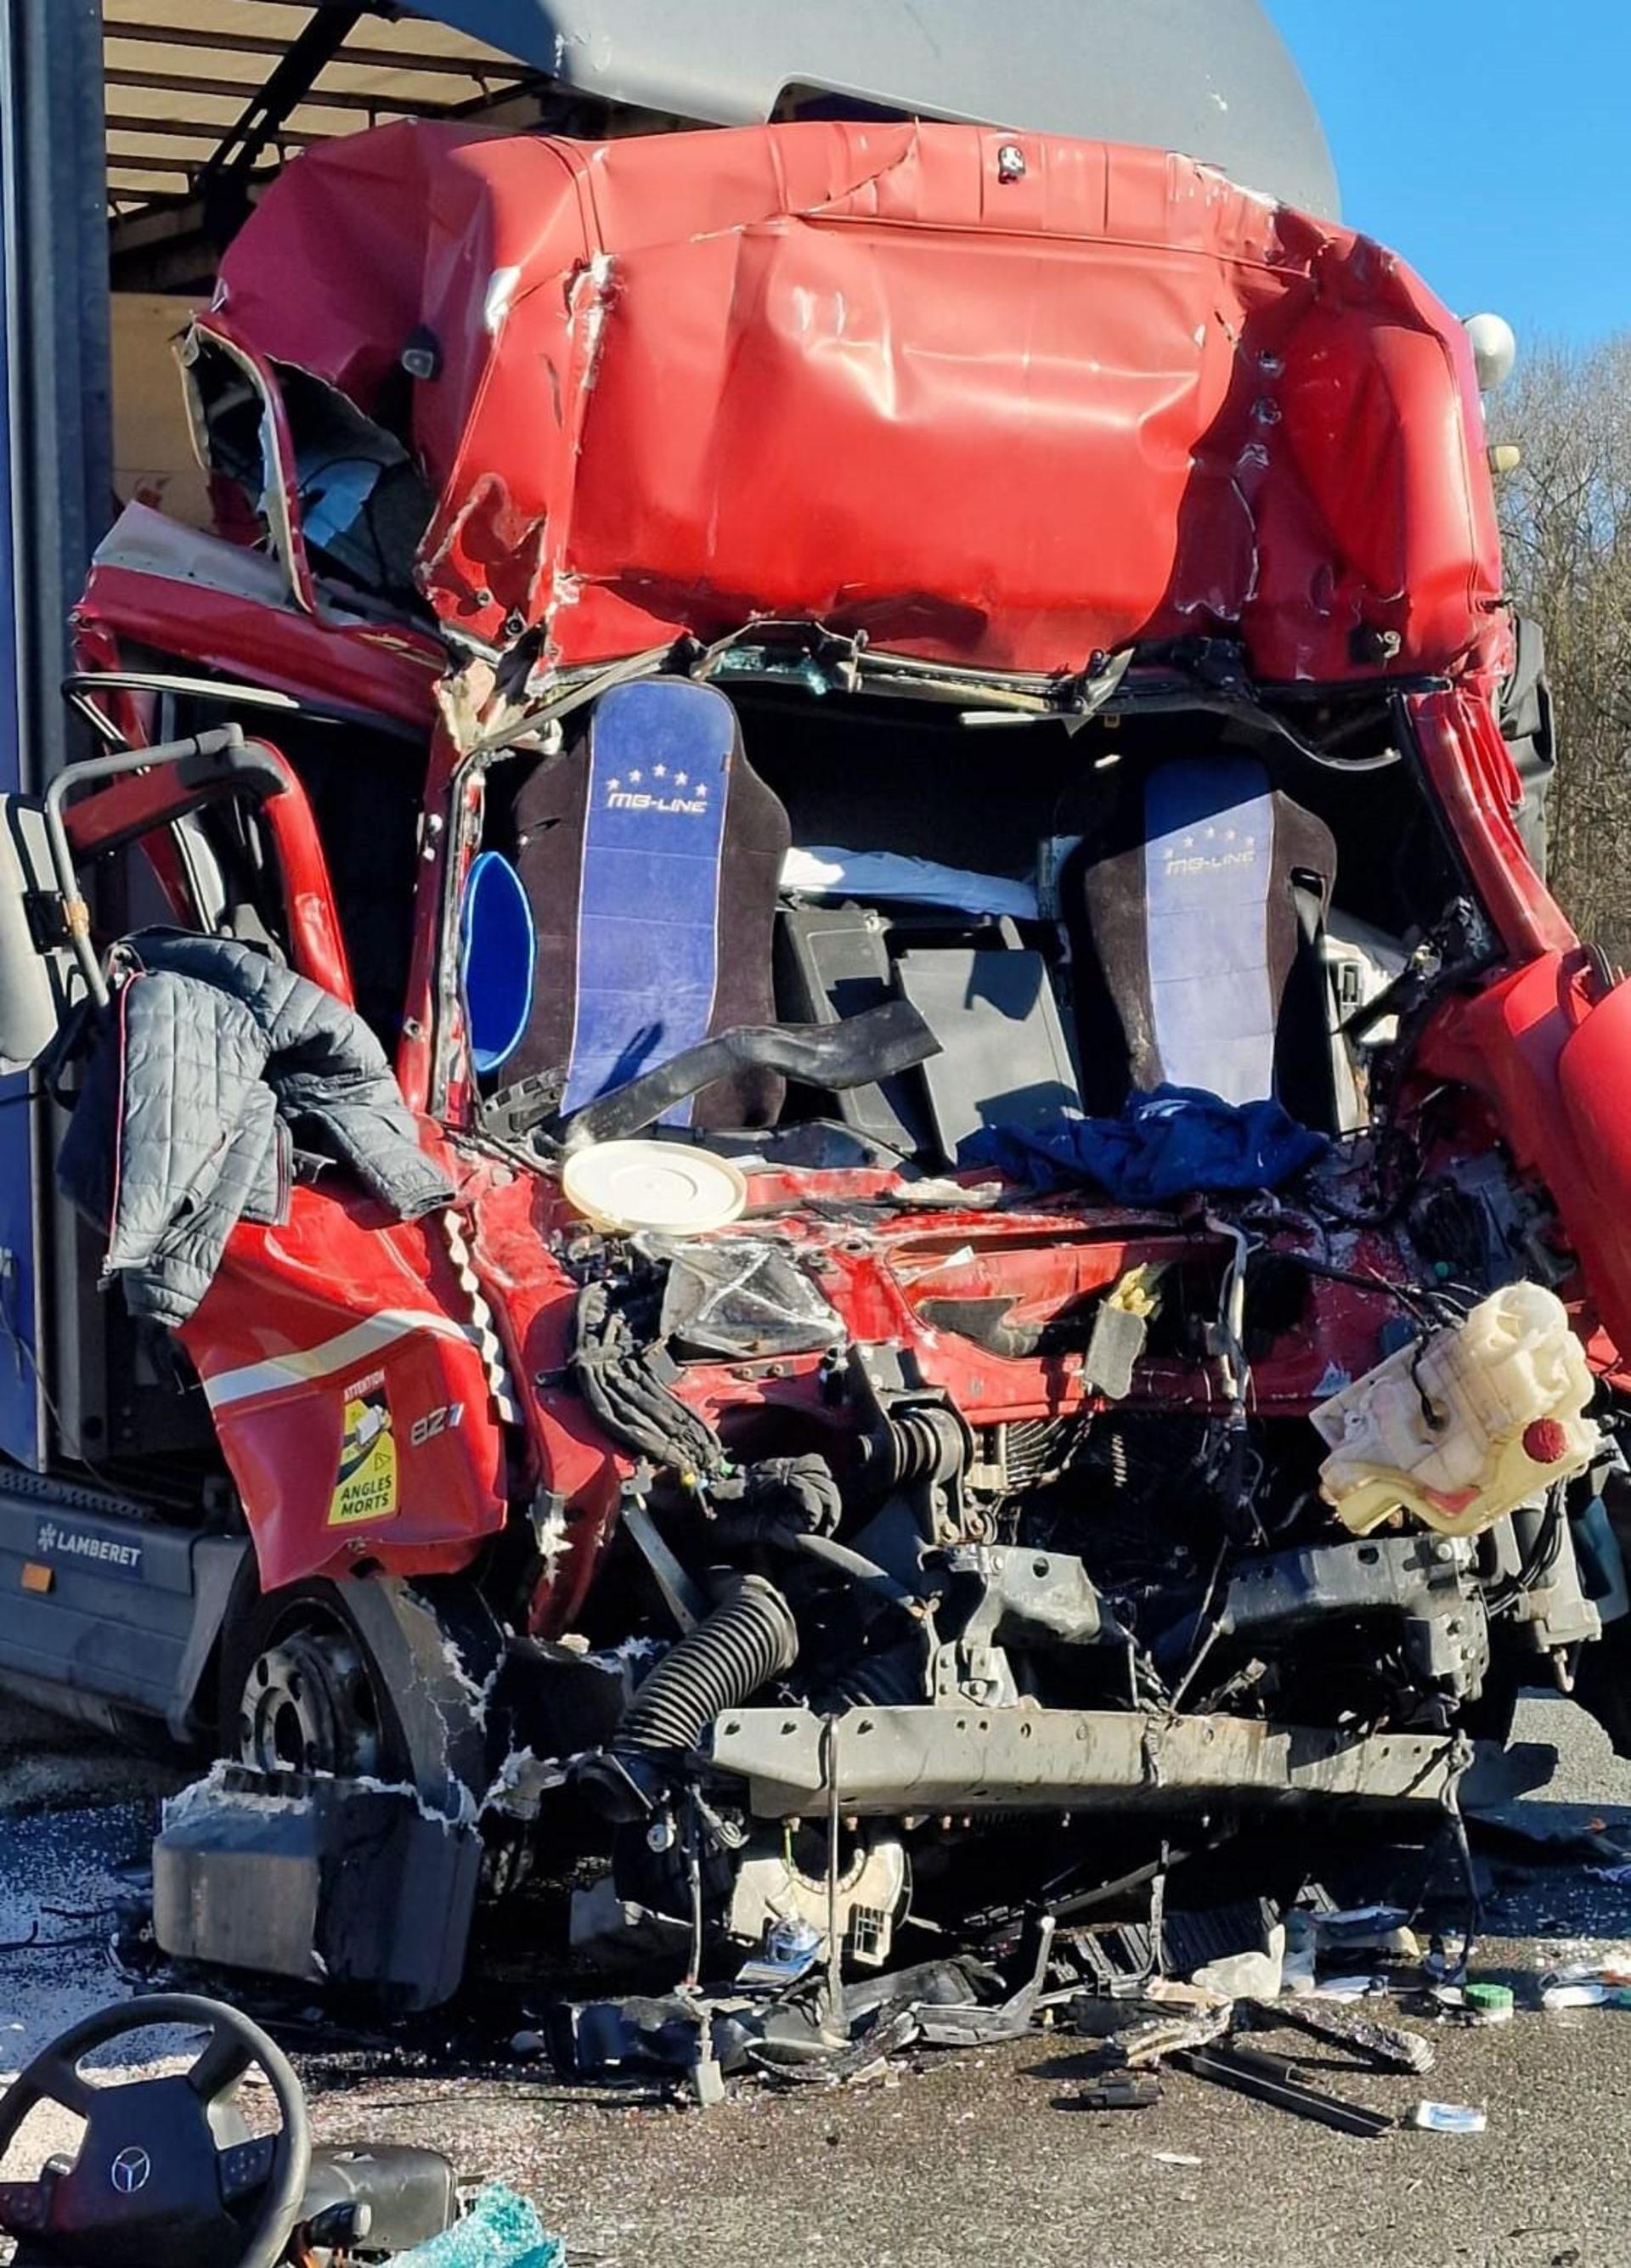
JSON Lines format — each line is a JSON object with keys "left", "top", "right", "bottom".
{"left": 1244, "top": 1997, "right": 1436, "bottom": 2075}
{"left": 201, "top": 123, "right": 1498, "bottom": 692}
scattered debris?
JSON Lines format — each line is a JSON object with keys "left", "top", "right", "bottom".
{"left": 1411, "top": 2100, "right": 1488, "bottom": 2135}
{"left": 397, "top": 2186, "right": 565, "bottom": 2267}
{"left": 1189, "top": 1927, "right": 1284, "bottom": 2001}
{"left": 1075, "top": 1985, "right": 1233, "bottom": 2071}
{"left": 1541, "top": 1980, "right": 1611, "bottom": 2011}
{"left": 1310, "top": 1905, "right": 1422, "bottom": 1961}
{"left": 1462, "top": 1981, "right": 1515, "bottom": 2024}
{"left": 1470, "top": 1813, "right": 1631, "bottom": 1870}
{"left": 736, "top": 1915, "right": 823, "bottom": 1991}
{"left": 1175, "top": 2040, "right": 1397, "bottom": 2138}
{"left": 903, "top": 1918, "right": 1057, "bottom": 2049}
{"left": 1244, "top": 1995, "right": 1436, "bottom": 2075}
{"left": 1538, "top": 1963, "right": 1631, "bottom": 2010}
{"left": 1304, "top": 1973, "right": 1385, "bottom": 2001}
{"left": 1074, "top": 2072, "right": 1163, "bottom": 2111}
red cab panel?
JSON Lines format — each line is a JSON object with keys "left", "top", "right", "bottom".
{"left": 180, "top": 1185, "right": 508, "bottom": 1590}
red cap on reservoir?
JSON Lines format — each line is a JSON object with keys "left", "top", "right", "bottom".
{"left": 1522, "top": 1419, "right": 1571, "bottom": 1466}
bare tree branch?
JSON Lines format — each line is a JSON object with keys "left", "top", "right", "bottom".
{"left": 1494, "top": 333, "right": 1631, "bottom": 957}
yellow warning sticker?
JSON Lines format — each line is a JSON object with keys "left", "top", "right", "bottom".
{"left": 328, "top": 1369, "right": 399, "bottom": 1526}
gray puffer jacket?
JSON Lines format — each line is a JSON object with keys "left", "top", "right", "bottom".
{"left": 58, "top": 931, "right": 454, "bottom": 1326}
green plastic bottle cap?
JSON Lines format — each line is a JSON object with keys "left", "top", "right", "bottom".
{"left": 1465, "top": 1983, "right": 1515, "bottom": 2017}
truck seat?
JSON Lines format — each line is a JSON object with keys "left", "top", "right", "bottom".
{"left": 1064, "top": 754, "right": 1337, "bottom": 1126}
{"left": 506, "top": 679, "right": 790, "bottom": 1130}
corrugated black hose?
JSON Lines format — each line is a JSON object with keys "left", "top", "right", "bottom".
{"left": 579, "top": 1572, "right": 799, "bottom": 1819}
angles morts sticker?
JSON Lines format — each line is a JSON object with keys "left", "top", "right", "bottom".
{"left": 329, "top": 1370, "right": 399, "bottom": 1526}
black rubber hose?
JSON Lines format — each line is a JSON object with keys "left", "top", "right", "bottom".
{"left": 579, "top": 1573, "right": 801, "bottom": 1818}
{"left": 618, "top": 1573, "right": 799, "bottom": 1759}
{"left": 785, "top": 1530, "right": 922, "bottom": 1613}
{"left": 704, "top": 1513, "right": 922, "bottom": 1613}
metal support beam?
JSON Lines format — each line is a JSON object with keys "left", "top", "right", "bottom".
{"left": 109, "top": 59, "right": 549, "bottom": 287}
{"left": 2, "top": 0, "right": 110, "bottom": 760}
{"left": 189, "top": 7, "right": 365, "bottom": 252}
{"left": 1, "top": 0, "right": 114, "bottom": 1467}
{"left": 105, "top": 62, "right": 449, "bottom": 117}
{"left": 105, "top": 116, "right": 328, "bottom": 150}
{"left": 104, "top": 20, "right": 530, "bottom": 81}
{"left": 106, "top": 163, "right": 197, "bottom": 187}
{"left": 708, "top": 1704, "right": 1491, "bottom": 1817}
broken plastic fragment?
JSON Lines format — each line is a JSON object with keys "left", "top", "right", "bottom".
{"left": 1541, "top": 1981, "right": 1609, "bottom": 2011}
{"left": 653, "top": 1238, "right": 844, "bottom": 1359}
{"left": 1411, "top": 2100, "right": 1487, "bottom": 2134}
{"left": 1188, "top": 1938, "right": 1283, "bottom": 2001}
{"left": 397, "top": 2185, "right": 564, "bottom": 2268}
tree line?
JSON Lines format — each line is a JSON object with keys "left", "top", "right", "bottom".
{"left": 1496, "top": 336, "right": 1631, "bottom": 962}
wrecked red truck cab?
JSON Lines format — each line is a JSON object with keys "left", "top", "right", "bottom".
{"left": 6, "top": 118, "right": 1628, "bottom": 1997}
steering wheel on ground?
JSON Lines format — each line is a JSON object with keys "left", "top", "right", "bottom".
{"left": 0, "top": 1994, "right": 311, "bottom": 2268}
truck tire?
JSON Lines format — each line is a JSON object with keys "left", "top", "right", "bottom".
{"left": 216, "top": 1571, "right": 507, "bottom": 1814}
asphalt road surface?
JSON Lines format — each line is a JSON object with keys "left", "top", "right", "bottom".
{"left": 4, "top": 1691, "right": 1631, "bottom": 2267}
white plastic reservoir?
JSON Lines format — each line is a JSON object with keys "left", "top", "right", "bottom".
{"left": 1312, "top": 1283, "right": 1599, "bottom": 1538}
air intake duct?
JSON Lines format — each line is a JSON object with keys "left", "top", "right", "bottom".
{"left": 580, "top": 1573, "right": 799, "bottom": 1821}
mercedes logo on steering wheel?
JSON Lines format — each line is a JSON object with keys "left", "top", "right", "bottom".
{"left": 110, "top": 2147, "right": 152, "bottom": 2196}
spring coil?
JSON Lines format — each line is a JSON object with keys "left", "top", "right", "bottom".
{"left": 616, "top": 1574, "right": 799, "bottom": 1763}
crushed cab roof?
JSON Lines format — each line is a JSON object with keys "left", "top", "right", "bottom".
{"left": 206, "top": 119, "right": 1502, "bottom": 691}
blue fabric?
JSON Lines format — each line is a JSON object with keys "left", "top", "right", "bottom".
{"left": 562, "top": 679, "right": 734, "bottom": 1124}
{"left": 460, "top": 850, "right": 535, "bottom": 1075}
{"left": 1143, "top": 756, "right": 1277, "bottom": 1104}
{"left": 964, "top": 1084, "right": 1327, "bottom": 1203}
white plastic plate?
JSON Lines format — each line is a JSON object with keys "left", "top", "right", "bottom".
{"left": 562, "top": 1140, "right": 748, "bottom": 1235}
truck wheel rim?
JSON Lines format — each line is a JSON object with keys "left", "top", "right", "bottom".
{"left": 236, "top": 1630, "right": 384, "bottom": 1779}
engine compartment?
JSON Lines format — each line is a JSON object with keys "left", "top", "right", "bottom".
{"left": 418, "top": 664, "right": 1631, "bottom": 1966}
{"left": 59, "top": 572, "right": 1629, "bottom": 1984}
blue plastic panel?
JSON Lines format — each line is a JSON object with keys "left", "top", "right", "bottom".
{"left": 562, "top": 680, "right": 734, "bottom": 1123}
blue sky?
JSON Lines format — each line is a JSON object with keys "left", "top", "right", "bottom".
{"left": 1269, "top": 2, "right": 1627, "bottom": 345}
